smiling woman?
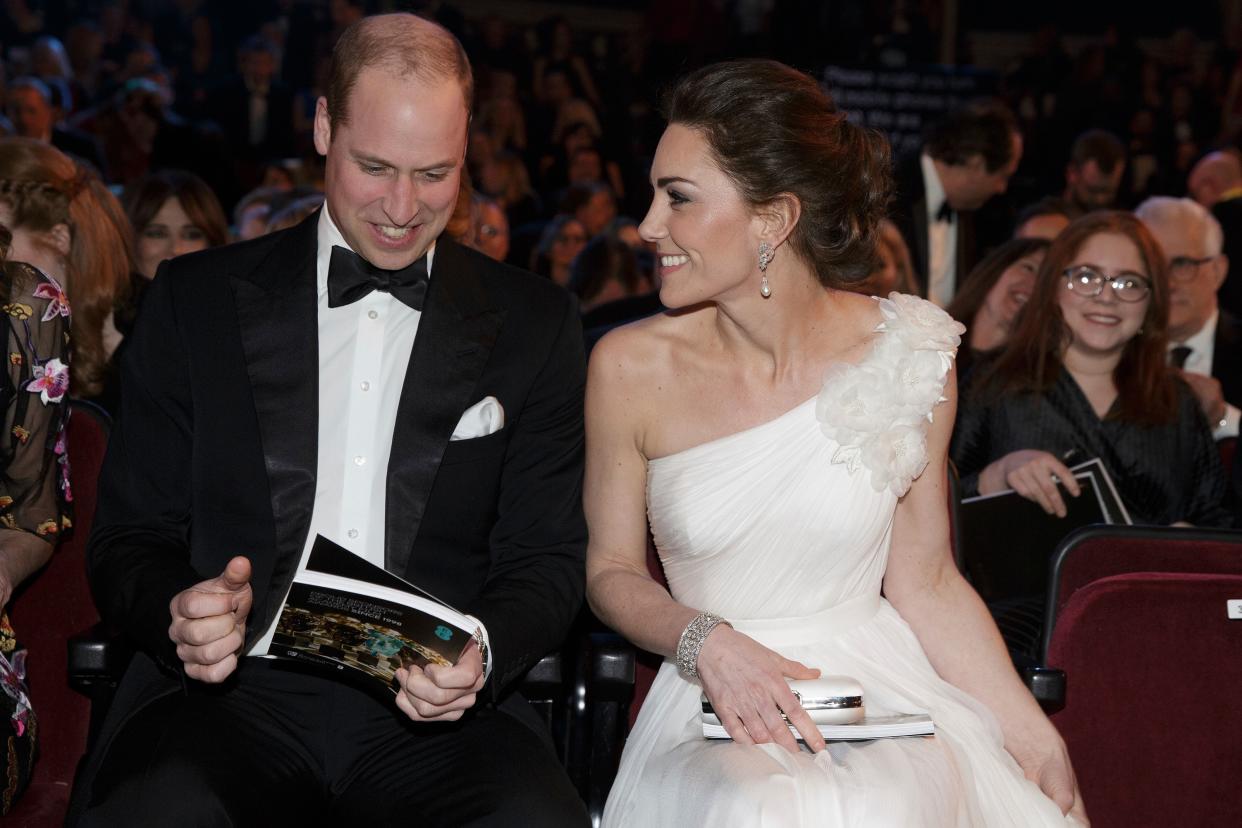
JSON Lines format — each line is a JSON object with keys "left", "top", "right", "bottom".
{"left": 952, "top": 211, "right": 1233, "bottom": 528}
{"left": 945, "top": 236, "right": 1050, "bottom": 383}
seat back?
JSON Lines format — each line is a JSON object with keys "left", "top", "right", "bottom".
{"left": 1042, "top": 525, "right": 1242, "bottom": 660}
{"left": 1047, "top": 572, "right": 1242, "bottom": 828}
{"left": 6, "top": 400, "right": 109, "bottom": 825}
{"left": 1217, "top": 435, "right": 1237, "bottom": 480}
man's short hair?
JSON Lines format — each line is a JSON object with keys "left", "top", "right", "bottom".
{"left": 240, "top": 34, "right": 279, "bottom": 58}
{"left": 1015, "top": 196, "right": 1082, "bottom": 228}
{"left": 1135, "top": 196, "right": 1224, "bottom": 256}
{"left": 924, "top": 100, "right": 1018, "bottom": 173}
{"left": 1069, "top": 129, "right": 1126, "bottom": 173}
{"left": 326, "top": 13, "right": 473, "bottom": 129}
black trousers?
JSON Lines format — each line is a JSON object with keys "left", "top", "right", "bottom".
{"left": 78, "top": 660, "right": 588, "bottom": 827}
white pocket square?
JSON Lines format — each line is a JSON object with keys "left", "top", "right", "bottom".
{"left": 451, "top": 396, "right": 505, "bottom": 441}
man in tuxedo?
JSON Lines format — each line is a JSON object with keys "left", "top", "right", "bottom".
{"left": 1188, "top": 150, "right": 1242, "bottom": 320}
{"left": 1137, "top": 196, "right": 1242, "bottom": 440}
{"left": 889, "top": 100, "right": 1022, "bottom": 307}
{"left": 206, "top": 34, "right": 296, "bottom": 188}
{"left": 73, "top": 14, "right": 587, "bottom": 827}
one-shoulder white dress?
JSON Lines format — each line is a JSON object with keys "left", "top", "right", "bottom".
{"left": 602, "top": 295, "right": 1078, "bottom": 827}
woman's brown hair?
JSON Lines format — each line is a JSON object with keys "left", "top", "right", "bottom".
{"left": 665, "top": 59, "right": 891, "bottom": 287}
{"left": 122, "top": 169, "right": 229, "bottom": 250}
{"left": 0, "top": 137, "right": 133, "bottom": 397}
{"left": 980, "top": 211, "right": 1177, "bottom": 425}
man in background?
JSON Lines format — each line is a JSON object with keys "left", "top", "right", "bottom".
{"left": 1137, "top": 196, "right": 1241, "bottom": 441}
{"left": 890, "top": 99, "right": 1022, "bottom": 307}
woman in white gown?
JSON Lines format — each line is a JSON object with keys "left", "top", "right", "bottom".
{"left": 585, "top": 60, "right": 1087, "bottom": 826}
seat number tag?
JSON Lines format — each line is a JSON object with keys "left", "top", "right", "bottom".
{"left": 1228, "top": 600, "right": 1242, "bottom": 620}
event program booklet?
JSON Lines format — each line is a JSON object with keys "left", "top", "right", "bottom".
{"left": 701, "top": 711, "right": 934, "bottom": 741}
{"left": 270, "top": 535, "right": 479, "bottom": 694}
{"left": 958, "top": 458, "right": 1132, "bottom": 601}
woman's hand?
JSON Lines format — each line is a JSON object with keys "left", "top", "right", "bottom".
{"left": 1009, "top": 733, "right": 1089, "bottom": 824}
{"left": 978, "top": 450, "right": 1080, "bottom": 517}
{"left": 695, "top": 624, "right": 826, "bottom": 754}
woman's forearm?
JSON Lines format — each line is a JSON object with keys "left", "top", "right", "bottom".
{"left": 587, "top": 564, "right": 700, "bottom": 658}
{"left": 891, "top": 568, "right": 1060, "bottom": 753}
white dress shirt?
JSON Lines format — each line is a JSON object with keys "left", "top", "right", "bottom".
{"left": 1170, "top": 310, "right": 1240, "bottom": 439}
{"left": 921, "top": 153, "right": 958, "bottom": 309}
{"left": 252, "top": 208, "right": 491, "bottom": 675}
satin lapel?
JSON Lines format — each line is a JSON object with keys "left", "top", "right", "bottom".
{"left": 385, "top": 238, "right": 505, "bottom": 575}
{"left": 232, "top": 213, "right": 320, "bottom": 641}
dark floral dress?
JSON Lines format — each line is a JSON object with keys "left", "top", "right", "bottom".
{"left": 0, "top": 260, "right": 71, "bottom": 814}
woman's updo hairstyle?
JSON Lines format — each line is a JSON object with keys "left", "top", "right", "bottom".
{"left": 665, "top": 59, "right": 891, "bottom": 287}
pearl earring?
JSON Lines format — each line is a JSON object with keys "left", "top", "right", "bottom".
{"left": 758, "top": 241, "right": 773, "bottom": 298}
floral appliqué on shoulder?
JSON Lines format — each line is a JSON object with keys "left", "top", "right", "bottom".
{"left": 815, "top": 292, "right": 964, "bottom": 496}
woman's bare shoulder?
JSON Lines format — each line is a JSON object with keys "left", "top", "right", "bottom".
{"left": 589, "top": 310, "right": 707, "bottom": 387}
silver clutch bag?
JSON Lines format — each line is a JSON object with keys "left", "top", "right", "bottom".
{"left": 701, "top": 675, "right": 866, "bottom": 726}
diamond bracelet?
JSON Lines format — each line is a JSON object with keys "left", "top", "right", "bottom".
{"left": 675, "top": 611, "right": 732, "bottom": 679}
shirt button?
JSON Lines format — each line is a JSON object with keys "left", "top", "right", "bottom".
{"left": 347, "top": 528, "right": 358, "bottom": 539}
{"left": 354, "top": 455, "right": 366, "bottom": 466}
{"left": 360, "top": 380, "right": 370, "bottom": 391}
{"left": 368, "top": 310, "right": 379, "bottom": 320}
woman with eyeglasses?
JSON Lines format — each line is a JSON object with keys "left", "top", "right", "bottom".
{"left": 952, "top": 210, "right": 1232, "bottom": 529}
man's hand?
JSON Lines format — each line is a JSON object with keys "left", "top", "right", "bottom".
{"left": 1178, "top": 369, "right": 1227, "bottom": 426}
{"left": 168, "top": 556, "right": 253, "bottom": 683}
{"left": 394, "top": 638, "right": 485, "bottom": 722}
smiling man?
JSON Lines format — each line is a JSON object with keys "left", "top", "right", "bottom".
{"left": 72, "top": 14, "right": 588, "bottom": 827}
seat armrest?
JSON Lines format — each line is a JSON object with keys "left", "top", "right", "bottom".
{"left": 1021, "top": 666, "right": 1066, "bottom": 714}
{"left": 67, "top": 624, "right": 131, "bottom": 688}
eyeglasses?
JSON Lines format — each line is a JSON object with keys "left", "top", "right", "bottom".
{"left": 1168, "top": 255, "right": 1217, "bottom": 284}
{"left": 1062, "top": 265, "right": 1152, "bottom": 303}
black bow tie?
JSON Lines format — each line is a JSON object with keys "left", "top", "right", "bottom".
{"left": 1170, "top": 345, "right": 1192, "bottom": 369}
{"left": 327, "top": 246, "right": 429, "bottom": 311}
{"left": 936, "top": 201, "right": 955, "bottom": 223}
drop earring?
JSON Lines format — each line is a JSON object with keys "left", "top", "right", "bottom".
{"left": 758, "top": 241, "right": 773, "bottom": 298}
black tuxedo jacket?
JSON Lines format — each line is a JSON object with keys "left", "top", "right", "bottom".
{"left": 889, "top": 153, "right": 1010, "bottom": 298}
{"left": 1213, "top": 309, "right": 1242, "bottom": 407}
{"left": 1213, "top": 197, "right": 1242, "bottom": 320}
{"left": 85, "top": 213, "right": 586, "bottom": 735}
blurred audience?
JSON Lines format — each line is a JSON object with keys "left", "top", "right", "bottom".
{"left": 568, "top": 234, "right": 650, "bottom": 319}
{"left": 530, "top": 214, "right": 587, "bottom": 286}
{"left": 1062, "top": 129, "right": 1127, "bottom": 212}
{"left": 464, "top": 193, "right": 510, "bottom": 262}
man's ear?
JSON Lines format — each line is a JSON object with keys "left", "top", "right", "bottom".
{"left": 755, "top": 193, "right": 802, "bottom": 250}
{"left": 313, "top": 97, "right": 332, "bottom": 157}
{"left": 48, "top": 223, "right": 71, "bottom": 259}
{"left": 1212, "top": 253, "right": 1229, "bottom": 291}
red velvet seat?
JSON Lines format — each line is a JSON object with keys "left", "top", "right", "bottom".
{"left": 1047, "top": 572, "right": 1242, "bottom": 828}
{"left": 1042, "top": 525, "right": 1242, "bottom": 661}
{"left": 6, "top": 401, "right": 108, "bottom": 826}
